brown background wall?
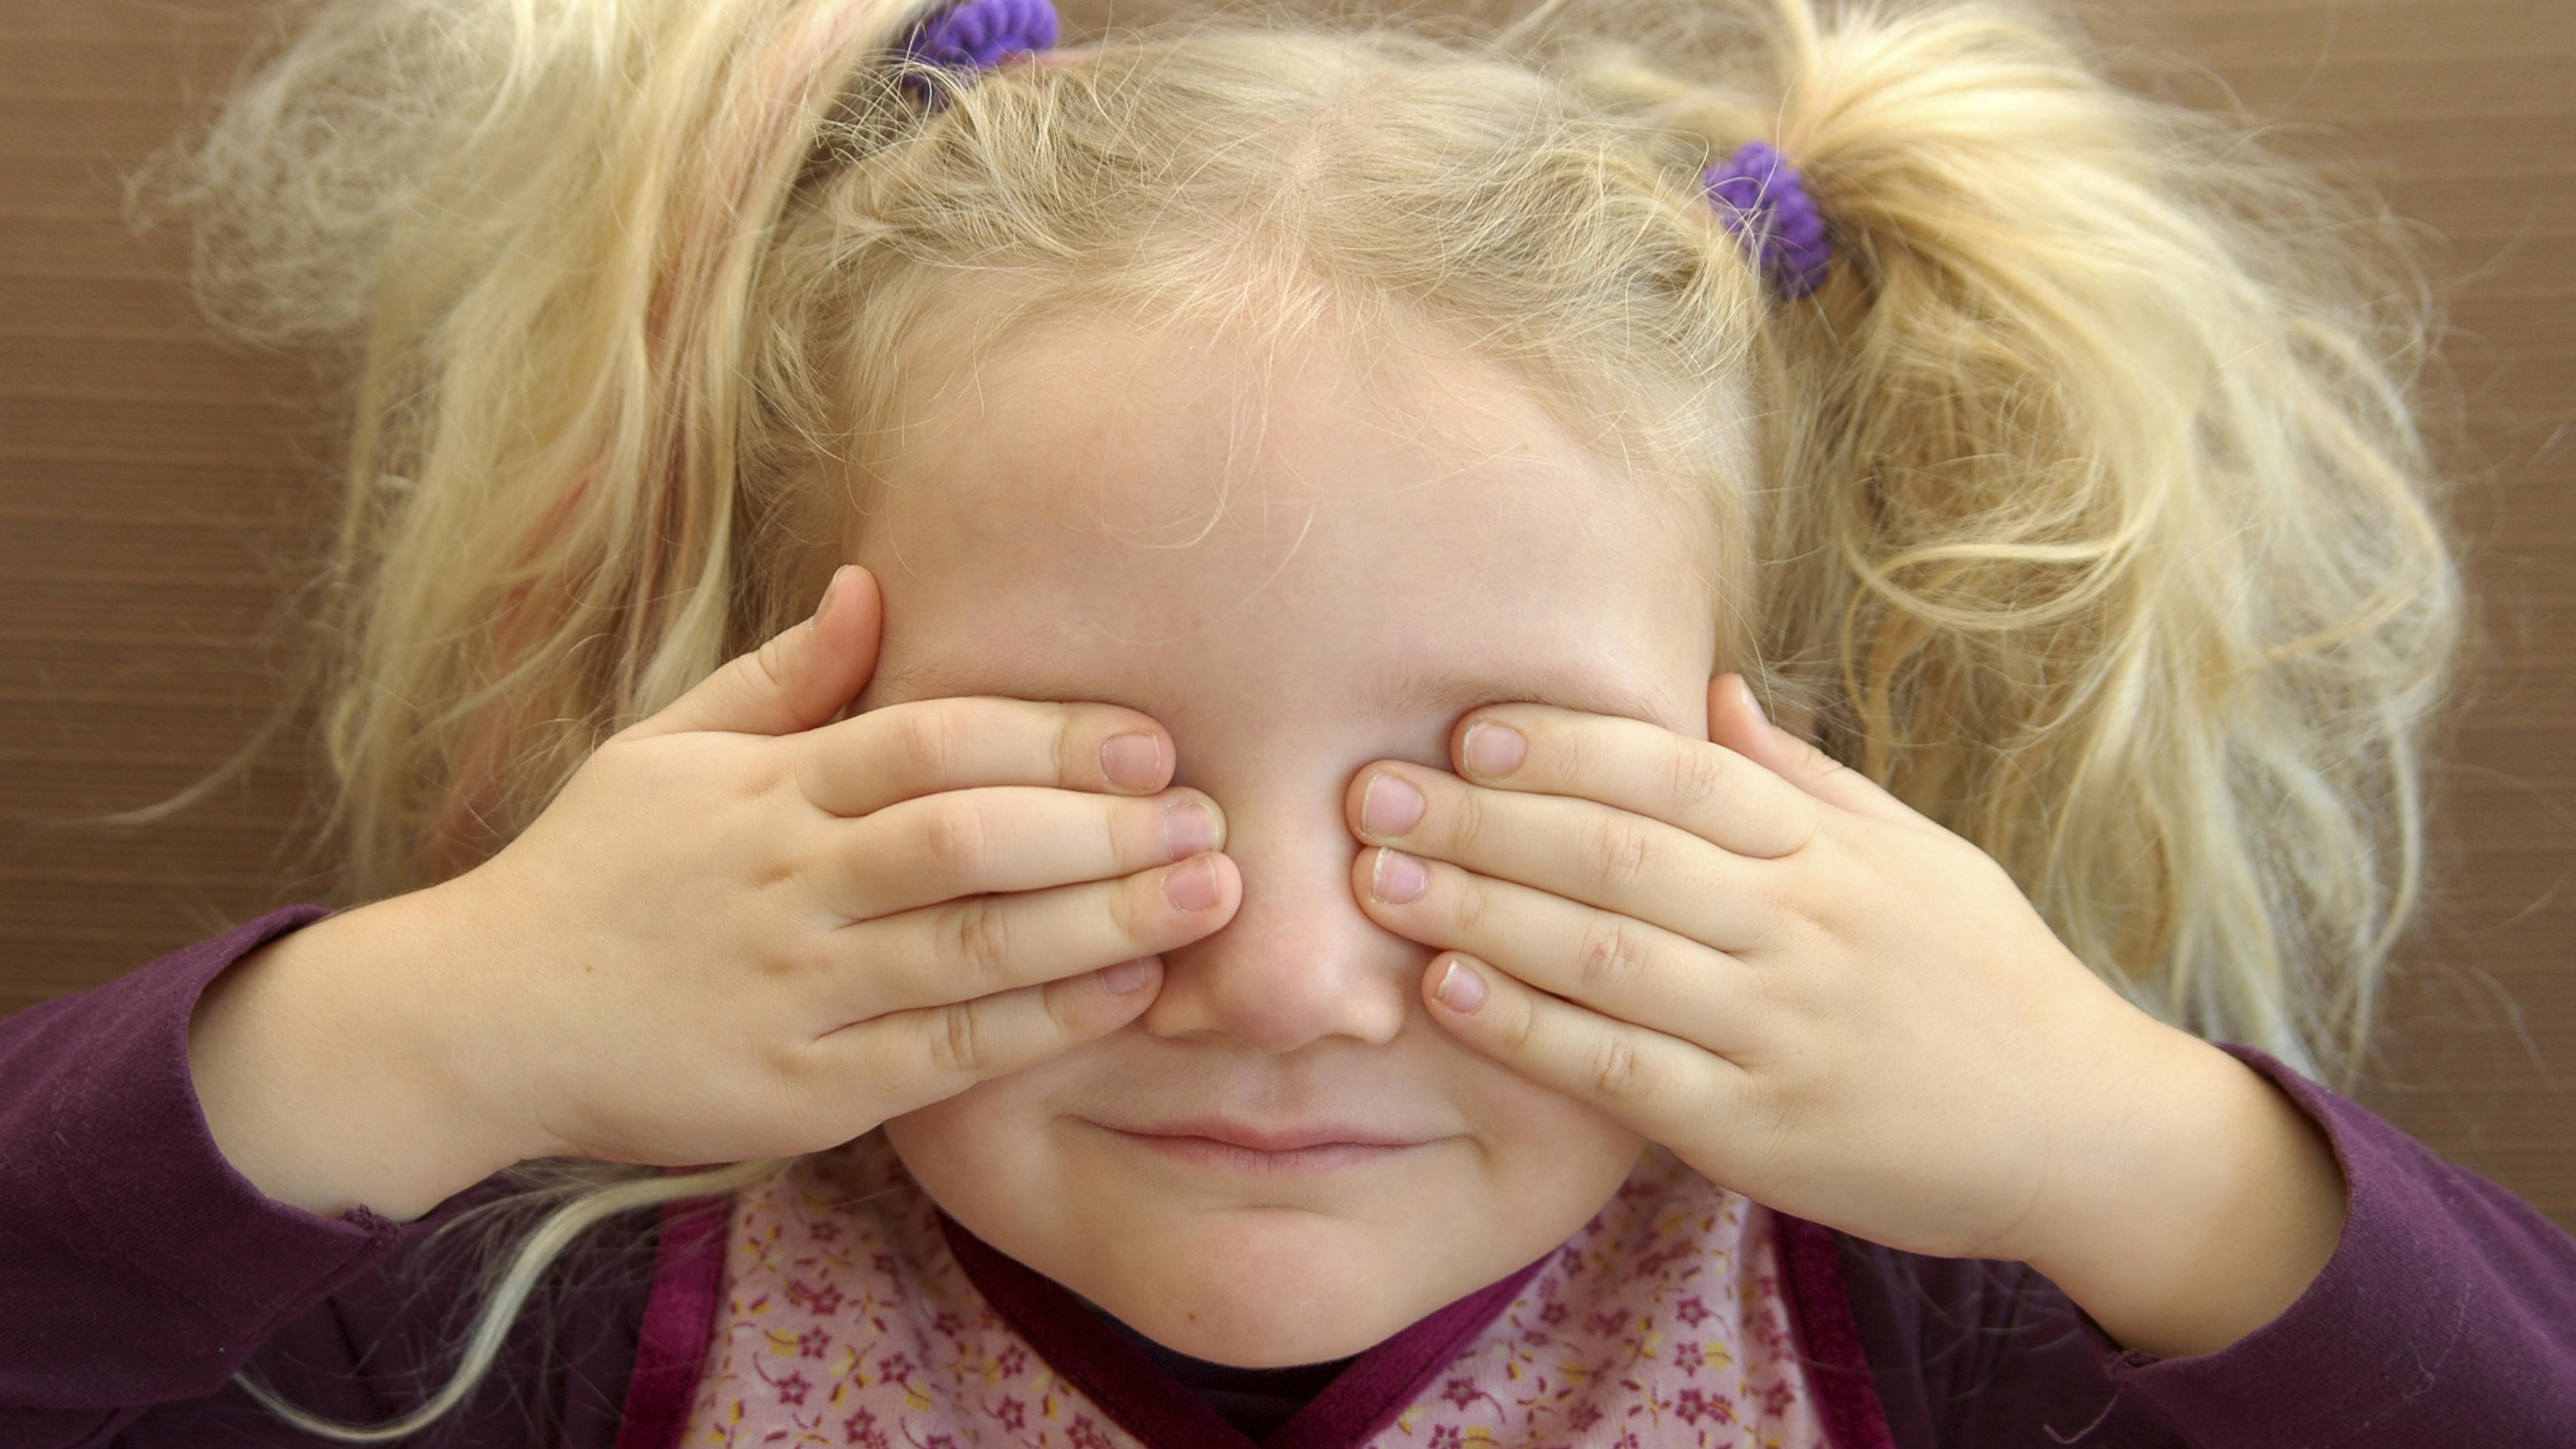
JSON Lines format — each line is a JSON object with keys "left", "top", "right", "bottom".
{"left": 4, "top": 0, "right": 2571, "bottom": 1230}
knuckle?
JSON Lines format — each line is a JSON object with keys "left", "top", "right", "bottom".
{"left": 1747, "top": 1083, "right": 1800, "bottom": 1169}
{"left": 943, "top": 897, "right": 1016, "bottom": 985}
{"left": 1575, "top": 912, "right": 1652, "bottom": 995}
{"left": 1445, "top": 786, "right": 1491, "bottom": 857}
{"left": 1053, "top": 705, "right": 1085, "bottom": 786}
{"left": 1782, "top": 808, "right": 1827, "bottom": 857}
{"left": 751, "top": 633, "right": 796, "bottom": 694}
{"left": 1114, "top": 790, "right": 1161, "bottom": 861}
{"left": 925, "top": 1002, "right": 985, "bottom": 1078}
{"left": 1582, "top": 814, "right": 1658, "bottom": 897}
{"left": 753, "top": 936, "right": 817, "bottom": 996}
{"left": 769, "top": 1045, "right": 862, "bottom": 1135}
{"left": 1114, "top": 870, "right": 1161, "bottom": 943}
{"left": 1546, "top": 723, "right": 1587, "bottom": 782}
{"left": 763, "top": 1041, "right": 818, "bottom": 1104}
{"left": 1040, "top": 973, "right": 1087, "bottom": 1039}
{"left": 1792, "top": 736, "right": 1845, "bottom": 782}
{"left": 920, "top": 796, "right": 996, "bottom": 880}
{"left": 743, "top": 835, "right": 806, "bottom": 898}
{"left": 1668, "top": 744, "right": 1729, "bottom": 812}
{"left": 1449, "top": 871, "right": 1493, "bottom": 934}
{"left": 777, "top": 934, "right": 833, "bottom": 987}
{"left": 1789, "top": 837, "right": 1857, "bottom": 918}
{"left": 897, "top": 702, "right": 973, "bottom": 784}
{"left": 1587, "top": 1033, "right": 1649, "bottom": 1104}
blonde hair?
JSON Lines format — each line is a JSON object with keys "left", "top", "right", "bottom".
{"left": 150, "top": 0, "right": 2459, "bottom": 1434}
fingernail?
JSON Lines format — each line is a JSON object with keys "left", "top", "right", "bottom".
{"left": 1371, "top": 848, "right": 1429, "bottom": 904}
{"left": 1163, "top": 857, "right": 1220, "bottom": 912}
{"left": 1359, "top": 771, "right": 1424, "bottom": 837}
{"left": 1102, "top": 733, "right": 1163, "bottom": 792}
{"left": 809, "top": 564, "right": 854, "bottom": 632}
{"left": 1461, "top": 721, "right": 1525, "bottom": 779}
{"left": 1434, "top": 959, "right": 1487, "bottom": 1013}
{"left": 1164, "top": 800, "right": 1219, "bottom": 860}
{"left": 1737, "top": 678, "right": 1768, "bottom": 727}
{"left": 1097, "top": 958, "right": 1155, "bottom": 995}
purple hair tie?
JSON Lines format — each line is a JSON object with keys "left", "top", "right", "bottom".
{"left": 1702, "top": 141, "right": 1831, "bottom": 300}
{"left": 902, "top": 0, "right": 1059, "bottom": 101}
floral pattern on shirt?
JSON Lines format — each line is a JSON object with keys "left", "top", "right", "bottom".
{"left": 682, "top": 1134, "right": 1827, "bottom": 1448}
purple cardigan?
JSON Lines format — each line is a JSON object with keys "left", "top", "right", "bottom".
{"left": 3, "top": 908, "right": 2571, "bottom": 1448}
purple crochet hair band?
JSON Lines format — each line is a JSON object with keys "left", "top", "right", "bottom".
{"left": 1703, "top": 140, "right": 1833, "bottom": 300}
{"left": 902, "top": 0, "right": 1059, "bottom": 95}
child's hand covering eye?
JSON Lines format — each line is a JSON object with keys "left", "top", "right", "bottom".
{"left": 432, "top": 566, "right": 1242, "bottom": 1175}
{"left": 1346, "top": 677, "right": 2349, "bottom": 1360}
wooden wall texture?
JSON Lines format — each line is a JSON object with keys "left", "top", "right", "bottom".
{"left": 5, "top": 0, "right": 2571, "bottom": 1230}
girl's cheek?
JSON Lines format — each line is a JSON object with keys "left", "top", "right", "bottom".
{"left": 1464, "top": 1059, "right": 1649, "bottom": 1170}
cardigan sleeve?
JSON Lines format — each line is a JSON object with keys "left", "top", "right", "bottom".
{"left": 1836, "top": 1044, "right": 2576, "bottom": 1449}
{"left": 2101, "top": 1044, "right": 2576, "bottom": 1444}
{"left": 0, "top": 908, "right": 655, "bottom": 1449}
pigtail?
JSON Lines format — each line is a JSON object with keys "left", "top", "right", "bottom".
{"left": 160, "top": 0, "right": 930, "bottom": 896}
{"left": 1664, "top": 1, "right": 2458, "bottom": 1081}
{"left": 150, "top": 0, "right": 941, "bottom": 1438}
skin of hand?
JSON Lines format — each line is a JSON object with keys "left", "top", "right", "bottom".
{"left": 186, "top": 565, "right": 1244, "bottom": 1221}
{"left": 1344, "top": 672, "right": 2351, "bottom": 1360}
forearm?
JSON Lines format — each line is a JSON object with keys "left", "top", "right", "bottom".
{"left": 187, "top": 883, "right": 530, "bottom": 1222}
{"left": 0, "top": 910, "right": 419, "bottom": 1436}
{"left": 2018, "top": 1021, "right": 2347, "bottom": 1360}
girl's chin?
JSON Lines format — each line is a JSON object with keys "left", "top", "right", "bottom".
{"left": 925, "top": 1172, "right": 1491, "bottom": 1366}
{"left": 1069, "top": 1220, "right": 1454, "bottom": 1367}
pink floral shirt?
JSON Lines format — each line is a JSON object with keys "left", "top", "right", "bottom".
{"left": 675, "top": 1132, "right": 1830, "bottom": 1448}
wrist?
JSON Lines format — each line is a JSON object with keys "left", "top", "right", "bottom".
{"left": 186, "top": 883, "right": 533, "bottom": 1220}
{"left": 375, "top": 870, "right": 566, "bottom": 1180}
{"left": 2017, "top": 1021, "right": 2348, "bottom": 1359}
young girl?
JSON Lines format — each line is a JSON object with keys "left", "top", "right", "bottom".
{"left": 3, "top": 0, "right": 2570, "bottom": 1444}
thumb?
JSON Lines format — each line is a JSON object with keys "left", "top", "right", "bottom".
{"left": 631, "top": 565, "right": 884, "bottom": 739}
{"left": 1706, "top": 674, "right": 1916, "bottom": 825}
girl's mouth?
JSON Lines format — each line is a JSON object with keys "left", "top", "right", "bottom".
{"left": 1095, "top": 1118, "right": 1436, "bottom": 1174}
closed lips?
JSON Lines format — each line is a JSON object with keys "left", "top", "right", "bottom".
{"left": 1107, "top": 1119, "right": 1432, "bottom": 1152}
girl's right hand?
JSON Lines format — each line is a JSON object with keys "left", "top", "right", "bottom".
{"left": 456, "top": 563, "right": 1240, "bottom": 1174}
{"left": 189, "top": 566, "right": 1240, "bottom": 1218}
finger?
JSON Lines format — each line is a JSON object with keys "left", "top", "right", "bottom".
{"left": 1705, "top": 675, "right": 1919, "bottom": 828}
{"left": 1348, "top": 761, "right": 1770, "bottom": 949}
{"left": 827, "top": 850, "right": 1240, "bottom": 1018}
{"left": 828, "top": 785, "right": 1225, "bottom": 920}
{"left": 809, "top": 954, "right": 1166, "bottom": 1110}
{"left": 1419, "top": 950, "right": 1751, "bottom": 1155}
{"left": 798, "top": 695, "right": 1176, "bottom": 818}
{"left": 1440, "top": 702, "right": 1819, "bottom": 859}
{"left": 632, "top": 565, "right": 884, "bottom": 740}
{"left": 1353, "top": 845, "right": 1761, "bottom": 1053}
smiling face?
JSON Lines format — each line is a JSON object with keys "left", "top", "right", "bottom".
{"left": 852, "top": 311, "right": 1726, "bottom": 1366}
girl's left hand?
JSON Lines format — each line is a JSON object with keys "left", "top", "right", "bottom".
{"left": 1343, "top": 675, "right": 2347, "bottom": 1358}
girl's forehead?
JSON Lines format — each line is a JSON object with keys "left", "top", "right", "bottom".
{"left": 853, "top": 315, "right": 1721, "bottom": 737}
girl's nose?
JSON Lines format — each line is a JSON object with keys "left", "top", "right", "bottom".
{"left": 1138, "top": 797, "right": 1417, "bottom": 1052}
